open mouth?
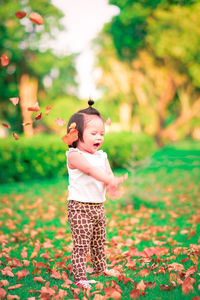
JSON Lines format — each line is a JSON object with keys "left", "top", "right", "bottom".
{"left": 93, "top": 143, "right": 100, "bottom": 148}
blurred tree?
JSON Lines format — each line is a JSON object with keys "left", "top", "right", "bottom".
{"left": 0, "top": 0, "right": 77, "bottom": 133}
{"left": 95, "top": 0, "right": 200, "bottom": 145}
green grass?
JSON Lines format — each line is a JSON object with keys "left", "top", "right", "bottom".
{"left": 0, "top": 141, "right": 200, "bottom": 299}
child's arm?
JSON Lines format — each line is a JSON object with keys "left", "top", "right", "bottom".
{"left": 68, "top": 151, "right": 127, "bottom": 187}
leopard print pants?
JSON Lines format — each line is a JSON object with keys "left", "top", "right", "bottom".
{"left": 67, "top": 200, "right": 107, "bottom": 282}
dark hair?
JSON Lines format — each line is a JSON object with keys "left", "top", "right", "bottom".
{"left": 67, "top": 99, "right": 103, "bottom": 148}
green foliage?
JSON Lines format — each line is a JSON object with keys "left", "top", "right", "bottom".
{"left": 0, "top": 132, "right": 157, "bottom": 183}
{"left": 0, "top": 0, "right": 77, "bottom": 130}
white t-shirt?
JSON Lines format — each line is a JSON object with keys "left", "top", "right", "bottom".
{"left": 66, "top": 148, "right": 107, "bottom": 203}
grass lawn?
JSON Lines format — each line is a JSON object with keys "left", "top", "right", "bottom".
{"left": 0, "top": 140, "right": 200, "bottom": 299}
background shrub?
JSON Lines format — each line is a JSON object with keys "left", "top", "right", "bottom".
{"left": 0, "top": 132, "right": 157, "bottom": 183}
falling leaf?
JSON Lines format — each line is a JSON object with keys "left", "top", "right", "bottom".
{"left": 35, "top": 112, "right": 42, "bottom": 121}
{"left": 69, "top": 122, "right": 76, "bottom": 129}
{"left": 46, "top": 106, "right": 51, "bottom": 116}
{"left": 33, "top": 276, "right": 46, "bottom": 283}
{"left": 15, "top": 11, "right": 26, "bottom": 19}
{"left": 62, "top": 128, "right": 78, "bottom": 146}
{"left": 22, "top": 122, "right": 32, "bottom": 126}
{"left": 0, "top": 54, "right": 9, "bottom": 67}
{"left": 13, "top": 133, "right": 19, "bottom": 140}
{"left": 8, "top": 284, "right": 23, "bottom": 290}
{"left": 27, "top": 102, "right": 40, "bottom": 112}
{"left": 106, "top": 117, "right": 111, "bottom": 126}
{"left": 2, "top": 123, "right": 10, "bottom": 129}
{"left": 9, "top": 97, "right": 19, "bottom": 106}
{"left": 56, "top": 118, "right": 66, "bottom": 126}
{"left": 29, "top": 12, "right": 44, "bottom": 25}
{"left": 129, "top": 289, "right": 140, "bottom": 299}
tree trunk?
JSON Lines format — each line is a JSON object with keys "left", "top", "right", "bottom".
{"left": 19, "top": 74, "right": 38, "bottom": 136}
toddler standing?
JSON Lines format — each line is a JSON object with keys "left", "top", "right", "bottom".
{"left": 65, "top": 100, "right": 128, "bottom": 289}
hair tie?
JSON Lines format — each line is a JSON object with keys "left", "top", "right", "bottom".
{"left": 88, "top": 99, "right": 94, "bottom": 107}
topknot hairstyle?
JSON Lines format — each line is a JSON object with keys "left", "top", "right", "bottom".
{"left": 67, "top": 99, "right": 104, "bottom": 148}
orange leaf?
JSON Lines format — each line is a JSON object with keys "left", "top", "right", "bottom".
{"left": 9, "top": 97, "right": 19, "bottom": 106}
{"left": 27, "top": 102, "right": 40, "bottom": 112}
{"left": 33, "top": 276, "right": 46, "bottom": 283}
{"left": 50, "top": 270, "right": 62, "bottom": 280}
{"left": 137, "top": 280, "right": 146, "bottom": 292}
{"left": 8, "top": 284, "right": 23, "bottom": 290}
{"left": 30, "top": 244, "right": 40, "bottom": 259}
{"left": 7, "top": 295, "right": 20, "bottom": 299}
{"left": 15, "top": 11, "right": 26, "bottom": 19}
{"left": 1, "top": 54, "right": 9, "bottom": 67}
{"left": 46, "top": 106, "right": 51, "bottom": 116}
{"left": 182, "top": 276, "right": 195, "bottom": 294}
{"left": 1, "top": 267, "right": 14, "bottom": 277}
{"left": 130, "top": 289, "right": 140, "bottom": 299}
{"left": 29, "top": 12, "right": 44, "bottom": 25}
{"left": 21, "top": 247, "right": 28, "bottom": 259}
{"left": 62, "top": 129, "right": 78, "bottom": 146}
{"left": 0, "top": 280, "right": 9, "bottom": 287}
{"left": 16, "top": 269, "right": 29, "bottom": 281}
{"left": 106, "top": 117, "right": 111, "bottom": 126}
{"left": 104, "top": 287, "right": 121, "bottom": 299}
{"left": 56, "top": 118, "right": 66, "bottom": 126}
{"left": 2, "top": 123, "right": 10, "bottom": 129}
{"left": 138, "top": 269, "right": 150, "bottom": 277}
{"left": 35, "top": 112, "right": 42, "bottom": 121}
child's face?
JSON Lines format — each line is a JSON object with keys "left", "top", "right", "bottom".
{"left": 77, "top": 115, "right": 105, "bottom": 154}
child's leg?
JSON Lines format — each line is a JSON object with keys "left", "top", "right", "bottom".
{"left": 67, "top": 201, "right": 93, "bottom": 282}
{"left": 90, "top": 204, "right": 107, "bottom": 273}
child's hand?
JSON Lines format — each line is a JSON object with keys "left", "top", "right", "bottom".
{"left": 109, "top": 173, "right": 128, "bottom": 188}
{"left": 106, "top": 185, "right": 125, "bottom": 199}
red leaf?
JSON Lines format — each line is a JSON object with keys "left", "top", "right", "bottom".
{"left": 56, "top": 118, "right": 66, "bottom": 126}
{"left": 9, "top": 97, "right": 19, "bottom": 106}
{"left": 13, "top": 132, "right": 19, "bottom": 140}
{"left": 1, "top": 54, "right": 9, "bottom": 67}
{"left": 8, "top": 284, "right": 23, "bottom": 290}
{"left": 182, "top": 276, "right": 195, "bottom": 294}
{"left": 27, "top": 102, "right": 40, "bottom": 112}
{"left": 1, "top": 267, "right": 14, "bottom": 277}
{"left": 0, "top": 280, "right": 9, "bottom": 287}
{"left": 130, "top": 289, "right": 140, "bottom": 299}
{"left": 2, "top": 123, "right": 10, "bottom": 129}
{"left": 62, "top": 129, "right": 78, "bottom": 146}
{"left": 29, "top": 12, "right": 44, "bottom": 25}
{"left": 35, "top": 112, "right": 42, "bottom": 121}
{"left": 160, "top": 284, "right": 174, "bottom": 291}
{"left": 40, "top": 251, "right": 50, "bottom": 260}
{"left": 15, "top": 11, "right": 26, "bottom": 19}
{"left": 104, "top": 287, "right": 121, "bottom": 299}
{"left": 33, "top": 276, "right": 46, "bottom": 283}
{"left": 0, "top": 288, "right": 6, "bottom": 299}
{"left": 46, "top": 106, "right": 51, "bottom": 116}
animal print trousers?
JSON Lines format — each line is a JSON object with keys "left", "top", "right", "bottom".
{"left": 67, "top": 200, "right": 107, "bottom": 282}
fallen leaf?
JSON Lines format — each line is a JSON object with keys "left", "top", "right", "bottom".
{"left": 56, "top": 118, "right": 66, "bottom": 126}
{"left": 129, "top": 289, "right": 140, "bottom": 299}
{"left": 0, "top": 280, "right": 9, "bottom": 287}
{"left": 104, "top": 287, "right": 121, "bottom": 299}
{"left": 8, "top": 284, "right": 23, "bottom": 290}
{"left": 13, "top": 132, "right": 19, "bottom": 140}
{"left": 0, "top": 288, "right": 6, "bottom": 299}
{"left": 1, "top": 267, "right": 14, "bottom": 277}
{"left": 21, "top": 247, "right": 28, "bottom": 259}
{"left": 46, "top": 106, "right": 51, "bottom": 116}
{"left": 7, "top": 295, "right": 20, "bottom": 300}
{"left": 15, "top": 11, "right": 26, "bottom": 19}
{"left": 33, "top": 276, "right": 46, "bottom": 283}
{"left": 27, "top": 102, "right": 40, "bottom": 112}
{"left": 35, "top": 112, "right": 42, "bottom": 121}
{"left": 137, "top": 280, "right": 146, "bottom": 292}
{"left": 138, "top": 269, "right": 150, "bottom": 277}
{"left": 50, "top": 270, "right": 61, "bottom": 280}
{"left": 2, "top": 123, "right": 10, "bottom": 129}
{"left": 9, "top": 97, "right": 19, "bottom": 106}
{"left": 160, "top": 284, "right": 174, "bottom": 291}
{"left": 16, "top": 269, "right": 29, "bottom": 281}
{"left": 29, "top": 12, "right": 44, "bottom": 25}
{"left": 1, "top": 54, "right": 9, "bottom": 67}
{"left": 182, "top": 276, "right": 195, "bottom": 294}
